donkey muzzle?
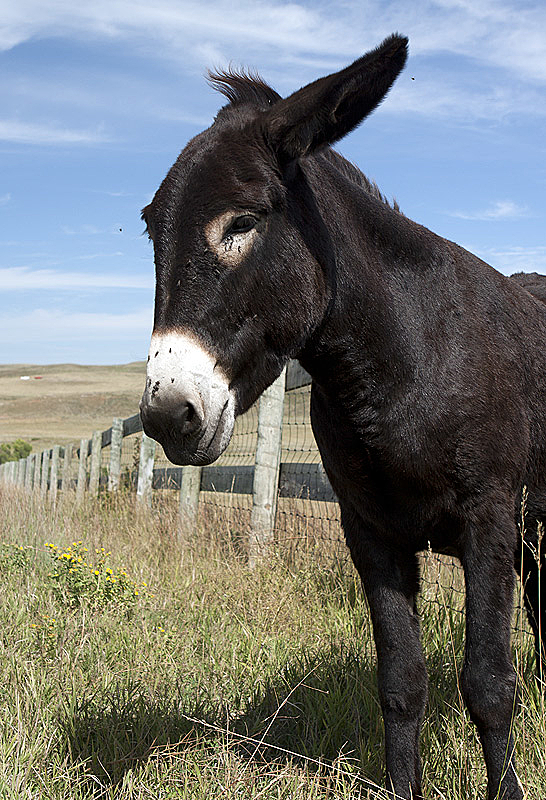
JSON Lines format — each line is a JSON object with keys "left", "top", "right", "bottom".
{"left": 140, "top": 331, "right": 235, "bottom": 466}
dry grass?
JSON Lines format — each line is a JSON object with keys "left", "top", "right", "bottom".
{"left": 0, "top": 362, "right": 145, "bottom": 452}
{"left": 0, "top": 485, "right": 544, "bottom": 799}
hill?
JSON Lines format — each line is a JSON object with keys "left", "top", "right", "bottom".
{"left": 0, "top": 362, "right": 146, "bottom": 453}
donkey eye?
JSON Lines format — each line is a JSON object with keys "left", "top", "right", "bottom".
{"left": 226, "top": 214, "right": 257, "bottom": 236}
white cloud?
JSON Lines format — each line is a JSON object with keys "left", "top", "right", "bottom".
{"left": 3, "top": 1, "right": 546, "bottom": 82}
{"left": 474, "top": 245, "right": 546, "bottom": 275}
{"left": 2, "top": 1, "right": 546, "bottom": 127}
{"left": 0, "top": 307, "right": 152, "bottom": 342}
{"left": 0, "top": 266, "right": 153, "bottom": 290}
{"left": 61, "top": 224, "right": 104, "bottom": 236}
{"left": 0, "top": 193, "right": 11, "bottom": 206}
{"left": 0, "top": 119, "right": 109, "bottom": 145}
{"left": 448, "top": 200, "right": 529, "bottom": 221}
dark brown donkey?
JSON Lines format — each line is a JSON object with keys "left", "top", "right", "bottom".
{"left": 140, "top": 34, "right": 545, "bottom": 800}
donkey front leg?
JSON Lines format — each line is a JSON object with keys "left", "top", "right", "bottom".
{"left": 342, "top": 507, "right": 428, "bottom": 800}
{"left": 461, "top": 505, "right": 524, "bottom": 800}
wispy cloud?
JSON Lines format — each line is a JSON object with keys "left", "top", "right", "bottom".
{"left": 61, "top": 224, "right": 104, "bottom": 236}
{"left": 448, "top": 200, "right": 529, "bottom": 221}
{"left": 3, "top": 1, "right": 546, "bottom": 80}
{"left": 0, "top": 307, "right": 152, "bottom": 342}
{"left": 0, "top": 266, "right": 153, "bottom": 290}
{"left": 0, "top": 192, "right": 10, "bottom": 206}
{"left": 474, "top": 245, "right": 546, "bottom": 275}
{"left": 2, "top": 1, "right": 546, "bottom": 127}
{"left": 0, "top": 120, "right": 109, "bottom": 145}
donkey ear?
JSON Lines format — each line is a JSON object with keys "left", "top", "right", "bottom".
{"left": 263, "top": 34, "right": 408, "bottom": 161}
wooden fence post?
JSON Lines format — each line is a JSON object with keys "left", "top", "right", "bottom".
{"left": 16, "top": 458, "right": 25, "bottom": 487}
{"left": 49, "top": 445, "right": 60, "bottom": 504}
{"left": 76, "top": 439, "right": 88, "bottom": 504}
{"left": 41, "top": 450, "right": 50, "bottom": 497}
{"left": 108, "top": 417, "right": 123, "bottom": 492}
{"left": 88, "top": 430, "right": 102, "bottom": 495}
{"left": 25, "top": 455, "right": 34, "bottom": 491}
{"left": 61, "top": 444, "right": 73, "bottom": 491}
{"left": 249, "top": 368, "right": 286, "bottom": 568}
{"left": 136, "top": 434, "right": 156, "bottom": 506}
{"left": 179, "top": 466, "right": 202, "bottom": 531}
{"left": 33, "top": 452, "right": 41, "bottom": 490}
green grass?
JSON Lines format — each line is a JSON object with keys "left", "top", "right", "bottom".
{"left": 0, "top": 487, "right": 544, "bottom": 799}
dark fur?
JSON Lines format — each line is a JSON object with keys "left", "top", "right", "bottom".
{"left": 141, "top": 35, "right": 545, "bottom": 799}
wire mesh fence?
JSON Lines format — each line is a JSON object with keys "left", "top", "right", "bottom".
{"left": 0, "top": 361, "right": 535, "bottom": 639}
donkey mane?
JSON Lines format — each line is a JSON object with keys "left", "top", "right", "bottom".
{"left": 208, "top": 67, "right": 399, "bottom": 212}
{"left": 207, "top": 67, "right": 282, "bottom": 109}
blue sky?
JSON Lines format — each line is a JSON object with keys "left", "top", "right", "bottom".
{"left": 1, "top": 0, "right": 545, "bottom": 364}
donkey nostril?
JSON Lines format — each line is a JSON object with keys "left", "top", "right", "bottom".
{"left": 176, "top": 398, "right": 202, "bottom": 437}
{"left": 182, "top": 401, "right": 201, "bottom": 436}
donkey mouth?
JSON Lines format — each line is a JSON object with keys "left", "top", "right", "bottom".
{"left": 140, "top": 394, "right": 235, "bottom": 467}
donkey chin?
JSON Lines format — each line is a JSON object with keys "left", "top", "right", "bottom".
{"left": 140, "top": 389, "right": 236, "bottom": 466}
{"left": 139, "top": 331, "right": 236, "bottom": 467}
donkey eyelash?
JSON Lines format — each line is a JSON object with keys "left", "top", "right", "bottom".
{"left": 223, "top": 214, "right": 258, "bottom": 239}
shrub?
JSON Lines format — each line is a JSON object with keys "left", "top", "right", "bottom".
{"left": 0, "top": 438, "right": 32, "bottom": 464}
{"left": 44, "top": 541, "right": 149, "bottom": 609}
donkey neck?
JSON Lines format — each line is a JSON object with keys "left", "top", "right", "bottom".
{"left": 298, "top": 154, "right": 459, "bottom": 412}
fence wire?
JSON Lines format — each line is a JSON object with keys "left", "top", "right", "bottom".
{"left": 7, "top": 374, "right": 534, "bottom": 642}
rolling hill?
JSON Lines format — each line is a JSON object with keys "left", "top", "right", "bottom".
{"left": 0, "top": 362, "right": 146, "bottom": 453}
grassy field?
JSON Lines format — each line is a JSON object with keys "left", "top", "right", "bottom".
{"left": 0, "top": 486, "right": 544, "bottom": 799}
{"left": 0, "top": 362, "right": 145, "bottom": 453}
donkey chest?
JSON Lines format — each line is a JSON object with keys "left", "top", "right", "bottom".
{"left": 309, "top": 384, "right": 458, "bottom": 541}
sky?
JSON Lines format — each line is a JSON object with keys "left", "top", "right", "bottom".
{"left": 1, "top": 0, "right": 545, "bottom": 364}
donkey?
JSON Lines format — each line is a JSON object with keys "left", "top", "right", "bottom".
{"left": 140, "top": 34, "right": 545, "bottom": 800}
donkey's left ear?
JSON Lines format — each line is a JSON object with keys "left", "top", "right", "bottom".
{"left": 263, "top": 34, "right": 408, "bottom": 161}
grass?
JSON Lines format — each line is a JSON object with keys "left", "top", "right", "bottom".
{"left": 0, "top": 362, "right": 145, "bottom": 453}
{"left": 0, "top": 487, "right": 544, "bottom": 799}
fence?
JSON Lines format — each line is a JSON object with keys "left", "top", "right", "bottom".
{"left": 0, "top": 362, "right": 344, "bottom": 558}
{"left": 0, "top": 361, "right": 534, "bottom": 637}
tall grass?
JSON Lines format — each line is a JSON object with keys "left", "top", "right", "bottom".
{"left": 0, "top": 487, "right": 544, "bottom": 799}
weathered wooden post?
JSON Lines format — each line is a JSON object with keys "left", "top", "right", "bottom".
{"left": 136, "top": 433, "right": 156, "bottom": 506}
{"left": 249, "top": 368, "right": 286, "bottom": 568}
{"left": 40, "top": 450, "right": 50, "bottom": 497}
{"left": 61, "top": 443, "right": 73, "bottom": 491}
{"left": 76, "top": 439, "right": 88, "bottom": 504}
{"left": 33, "top": 451, "right": 42, "bottom": 490}
{"left": 24, "top": 455, "right": 34, "bottom": 491}
{"left": 88, "top": 430, "right": 102, "bottom": 495}
{"left": 179, "top": 466, "right": 202, "bottom": 533}
{"left": 108, "top": 417, "right": 123, "bottom": 492}
{"left": 16, "top": 458, "right": 25, "bottom": 487}
{"left": 49, "top": 445, "right": 60, "bottom": 504}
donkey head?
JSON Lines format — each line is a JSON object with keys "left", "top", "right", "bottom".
{"left": 140, "top": 34, "right": 408, "bottom": 465}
